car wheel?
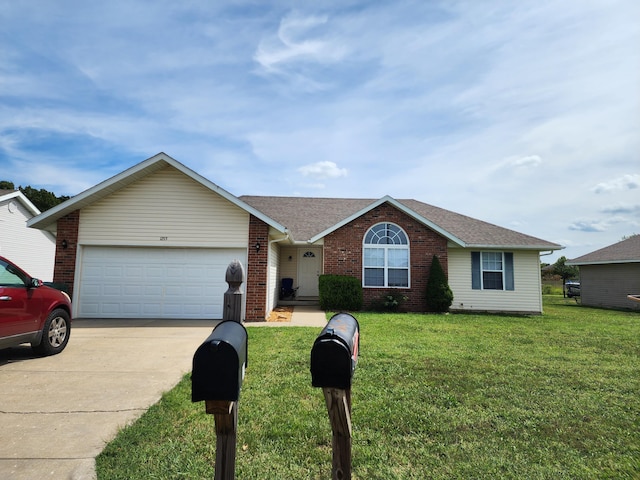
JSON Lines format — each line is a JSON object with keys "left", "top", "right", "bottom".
{"left": 32, "top": 309, "right": 71, "bottom": 356}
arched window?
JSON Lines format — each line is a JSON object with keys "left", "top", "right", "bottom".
{"left": 363, "top": 223, "right": 409, "bottom": 287}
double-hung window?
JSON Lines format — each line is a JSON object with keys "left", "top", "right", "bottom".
{"left": 471, "top": 251, "right": 514, "bottom": 290}
{"left": 363, "top": 223, "right": 409, "bottom": 287}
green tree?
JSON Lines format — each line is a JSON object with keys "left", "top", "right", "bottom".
{"left": 1, "top": 180, "right": 69, "bottom": 212}
{"left": 552, "top": 256, "right": 579, "bottom": 298}
{"left": 19, "top": 185, "right": 70, "bottom": 212}
{"left": 425, "top": 255, "right": 453, "bottom": 312}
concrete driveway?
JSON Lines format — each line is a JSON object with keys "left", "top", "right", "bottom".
{"left": 0, "top": 309, "right": 326, "bottom": 480}
{"left": 0, "top": 319, "right": 217, "bottom": 480}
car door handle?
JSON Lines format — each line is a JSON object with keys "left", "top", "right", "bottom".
{"left": 0, "top": 296, "right": 12, "bottom": 301}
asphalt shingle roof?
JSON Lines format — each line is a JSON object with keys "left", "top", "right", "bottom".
{"left": 568, "top": 235, "right": 640, "bottom": 265}
{"left": 239, "top": 195, "right": 560, "bottom": 250}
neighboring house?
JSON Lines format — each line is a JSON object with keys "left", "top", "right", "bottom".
{"left": 28, "top": 153, "right": 562, "bottom": 321}
{"left": 0, "top": 189, "right": 56, "bottom": 280}
{"left": 567, "top": 236, "right": 640, "bottom": 311}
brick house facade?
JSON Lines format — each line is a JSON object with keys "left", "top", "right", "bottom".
{"left": 53, "top": 210, "right": 79, "bottom": 297}
{"left": 245, "top": 215, "right": 269, "bottom": 321}
{"left": 323, "top": 203, "right": 448, "bottom": 311}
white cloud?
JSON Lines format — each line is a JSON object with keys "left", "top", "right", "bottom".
{"left": 254, "top": 12, "right": 346, "bottom": 74}
{"left": 600, "top": 203, "right": 640, "bottom": 215}
{"left": 568, "top": 214, "right": 636, "bottom": 233}
{"left": 568, "top": 220, "right": 608, "bottom": 233}
{"left": 592, "top": 174, "right": 640, "bottom": 194}
{"left": 298, "top": 161, "right": 348, "bottom": 179}
{"left": 511, "top": 155, "right": 542, "bottom": 168}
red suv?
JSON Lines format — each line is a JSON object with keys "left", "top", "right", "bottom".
{"left": 0, "top": 256, "right": 72, "bottom": 355}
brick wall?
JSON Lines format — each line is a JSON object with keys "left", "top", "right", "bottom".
{"left": 324, "top": 203, "right": 448, "bottom": 312}
{"left": 245, "top": 214, "right": 269, "bottom": 321}
{"left": 53, "top": 210, "right": 80, "bottom": 299}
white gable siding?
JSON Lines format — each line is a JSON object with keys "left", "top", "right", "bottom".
{"left": 0, "top": 198, "right": 55, "bottom": 280}
{"left": 79, "top": 166, "right": 249, "bottom": 247}
{"left": 448, "top": 248, "right": 543, "bottom": 314}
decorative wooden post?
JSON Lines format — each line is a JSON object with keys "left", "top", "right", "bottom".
{"left": 192, "top": 260, "right": 247, "bottom": 480}
{"left": 223, "top": 259, "right": 244, "bottom": 323}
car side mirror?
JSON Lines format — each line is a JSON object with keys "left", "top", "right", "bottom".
{"left": 30, "top": 278, "right": 42, "bottom": 288}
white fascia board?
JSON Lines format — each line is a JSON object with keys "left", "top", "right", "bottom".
{"left": 28, "top": 153, "right": 169, "bottom": 230}
{"left": 567, "top": 259, "right": 640, "bottom": 266}
{"left": 466, "top": 244, "right": 564, "bottom": 251}
{"left": 2, "top": 191, "right": 41, "bottom": 217}
{"left": 27, "top": 152, "right": 287, "bottom": 234}
{"left": 308, "top": 195, "right": 466, "bottom": 246}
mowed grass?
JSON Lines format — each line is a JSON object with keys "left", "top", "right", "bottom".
{"left": 96, "top": 297, "right": 640, "bottom": 479}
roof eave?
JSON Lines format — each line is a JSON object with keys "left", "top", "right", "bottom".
{"left": 2, "top": 190, "right": 41, "bottom": 217}
{"left": 463, "top": 244, "right": 564, "bottom": 251}
{"left": 308, "top": 195, "right": 466, "bottom": 246}
{"left": 27, "top": 152, "right": 287, "bottom": 234}
{"left": 567, "top": 259, "right": 640, "bottom": 266}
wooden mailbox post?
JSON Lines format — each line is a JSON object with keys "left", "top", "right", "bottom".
{"left": 192, "top": 260, "right": 246, "bottom": 480}
{"left": 310, "top": 313, "right": 360, "bottom": 480}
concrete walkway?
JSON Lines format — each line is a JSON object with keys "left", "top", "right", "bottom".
{"left": 0, "top": 307, "right": 326, "bottom": 480}
{"left": 249, "top": 305, "right": 328, "bottom": 327}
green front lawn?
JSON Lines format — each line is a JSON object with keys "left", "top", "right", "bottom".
{"left": 96, "top": 297, "right": 640, "bottom": 479}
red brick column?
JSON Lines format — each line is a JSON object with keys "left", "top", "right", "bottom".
{"left": 53, "top": 210, "right": 80, "bottom": 299}
{"left": 324, "top": 203, "right": 448, "bottom": 312}
{"left": 245, "top": 215, "right": 269, "bottom": 321}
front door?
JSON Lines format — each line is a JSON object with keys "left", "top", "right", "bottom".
{"left": 297, "top": 249, "right": 321, "bottom": 297}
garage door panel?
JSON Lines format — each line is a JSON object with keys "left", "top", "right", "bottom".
{"left": 78, "top": 247, "right": 246, "bottom": 319}
{"left": 122, "top": 304, "right": 141, "bottom": 315}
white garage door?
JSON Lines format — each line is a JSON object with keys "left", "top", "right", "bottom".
{"left": 77, "top": 246, "right": 246, "bottom": 319}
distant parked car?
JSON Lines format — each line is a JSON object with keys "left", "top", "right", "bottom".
{"left": 565, "top": 281, "right": 581, "bottom": 298}
{"left": 0, "top": 256, "right": 72, "bottom": 355}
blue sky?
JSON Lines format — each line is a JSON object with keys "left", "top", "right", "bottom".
{"left": 1, "top": 0, "right": 638, "bottom": 263}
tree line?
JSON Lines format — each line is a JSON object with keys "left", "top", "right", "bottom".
{"left": 0, "top": 180, "right": 70, "bottom": 212}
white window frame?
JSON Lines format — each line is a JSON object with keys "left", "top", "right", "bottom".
{"left": 481, "top": 251, "right": 504, "bottom": 290}
{"left": 362, "top": 222, "right": 410, "bottom": 288}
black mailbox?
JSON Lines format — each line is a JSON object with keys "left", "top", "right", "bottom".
{"left": 311, "top": 313, "right": 360, "bottom": 389}
{"left": 192, "top": 321, "right": 248, "bottom": 402}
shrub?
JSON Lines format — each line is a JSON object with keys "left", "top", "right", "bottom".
{"left": 425, "top": 255, "right": 453, "bottom": 312}
{"left": 319, "top": 275, "right": 363, "bottom": 311}
{"left": 370, "top": 290, "right": 409, "bottom": 312}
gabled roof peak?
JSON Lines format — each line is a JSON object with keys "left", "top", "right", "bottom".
{"left": 28, "top": 153, "right": 286, "bottom": 233}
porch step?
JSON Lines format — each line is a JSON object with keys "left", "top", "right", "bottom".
{"left": 279, "top": 296, "right": 320, "bottom": 307}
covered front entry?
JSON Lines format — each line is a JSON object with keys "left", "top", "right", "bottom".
{"left": 76, "top": 246, "right": 246, "bottom": 319}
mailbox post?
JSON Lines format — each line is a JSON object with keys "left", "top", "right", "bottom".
{"left": 192, "top": 259, "right": 247, "bottom": 480}
{"left": 192, "top": 320, "right": 247, "bottom": 480}
{"left": 310, "top": 313, "right": 360, "bottom": 480}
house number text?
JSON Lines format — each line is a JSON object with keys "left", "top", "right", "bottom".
{"left": 160, "top": 237, "right": 168, "bottom": 241}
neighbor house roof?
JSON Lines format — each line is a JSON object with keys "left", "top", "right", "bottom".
{"left": 240, "top": 195, "right": 562, "bottom": 250}
{"left": 0, "top": 190, "right": 41, "bottom": 216}
{"left": 567, "top": 235, "right": 640, "bottom": 266}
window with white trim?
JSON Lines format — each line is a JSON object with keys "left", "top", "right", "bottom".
{"left": 471, "top": 251, "right": 514, "bottom": 290}
{"left": 363, "top": 223, "right": 409, "bottom": 287}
